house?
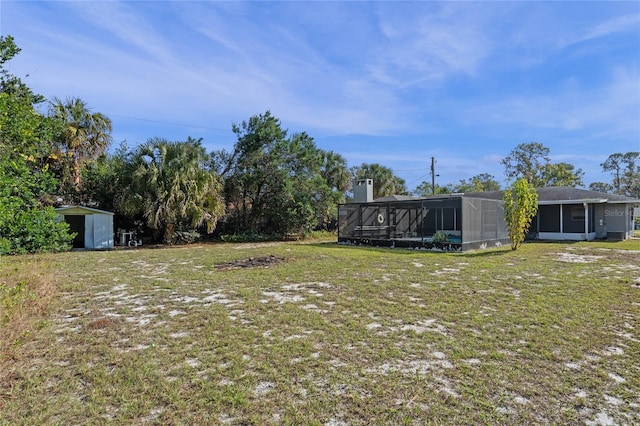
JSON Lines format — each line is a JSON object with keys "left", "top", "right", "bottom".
{"left": 471, "top": 187, "right": 640, "bottom": 242}
{"left": 338, "top": 180, "right": 510, "bottom": 251}
{"left": 337, "top": 181, "right": 639, "bottom": 252}
{"left": 55, "top": 206, "right": 114, "bottom": 250}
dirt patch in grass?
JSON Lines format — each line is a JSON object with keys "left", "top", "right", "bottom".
{"left": 215, "top": 255, "right": 285, "bottom": 270}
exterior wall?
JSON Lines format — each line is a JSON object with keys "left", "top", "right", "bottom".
{"left": 602, "top": 204, "right": 633, "bottom": 238}
{"left": 352, "top": 179, "right": 373, "bottom": 203}
{"left": 85, "top": 214, "right": 114, "bottom": 250}
{"left": 538, "top": 232, "right": 597, "bottom": 241}
{"left": 593, "top": 204, "right": 607, "bottom": 238}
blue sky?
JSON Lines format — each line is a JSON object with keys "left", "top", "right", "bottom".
{"left": 2, "top": 1, "right": 639, "bottom": 191}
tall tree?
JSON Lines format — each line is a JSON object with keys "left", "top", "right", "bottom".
{"left": 588, "top": 182, "right": 614, "bottom": 194}
{"left": 213, "top": 111, "right": 338, "bottom": 236}
{"left": 0, "top": 35, "right": 44, "bottom": 104}
{"left": 0, "top": 35, "right": 73, "bottom": 254}
{"left": 49, "top": 97, "right": 112, "bottom": 190}
{"left": 321, "top": 151, "right": 351, "bottom": 194}
{"left": 455, "top": 173, "right": 501, "bottom": 192}
{"left": 352, "top": 163, "right": 407, "bottom": 199}
{"left": 214, "top": 111, "right": 289, "bottom": 233}
{"left": 501, "top": 142, "right": 550, "bottom": 185}
{"left": 413, "top": 182, "right": 454, "bottom": 197}
{"left": 79, "top": 142, "right": 129, "bottom": 210}
{"left": 600, "top": 152, "right": 640, "bottom": 198}
{"left": 502, "top": 178, "right": 538, "bottom": 251}
{"left": 501, "top": 142, "right": 583, "bottom": 188}
{"left": 117, "top": 138, "right": 225, "bottom": 243}
{"left": 316, "top": 150, "right": 350, "bottom": 228}
{"left": 540, "top": 162, "right": 584, "bottom": 187}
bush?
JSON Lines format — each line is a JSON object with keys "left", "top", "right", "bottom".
{"left": 218, "top": 231, "right": 270, "bottom": 243}
{"left": 0, "top": 207, "right": 74, "bottom": 255}
{"left": 169, "top": 230, "right": 202, "bottom": 245}
{"left": 432, "top": 231, "right": 449, "bottom": 243}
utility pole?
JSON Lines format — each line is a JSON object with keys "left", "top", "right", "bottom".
{"left": 430, "top": 156, "right": 436, "bottom": 195}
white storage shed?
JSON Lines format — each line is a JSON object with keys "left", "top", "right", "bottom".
{"left": 55, "top": 206, "right": 115, "bottom": 250}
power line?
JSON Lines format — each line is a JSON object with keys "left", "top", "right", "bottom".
{"left": 406, "top": 173, "right": 430, "bottom": 187}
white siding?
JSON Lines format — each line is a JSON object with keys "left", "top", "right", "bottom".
{"left": 92, "top": 214, "right": 114, "bottom": 249}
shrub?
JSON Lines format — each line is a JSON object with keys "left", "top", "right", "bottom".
{"left": 432, "top": 231, "right": 449, "bottom": 243}
{"left": 169, "top": 230, "right": 202, "bottom": 245}
{"left": 0, "top": 207, "right": 74, "bottom": 255}
{"left": 219, "top": 231, "right": 270, "bottom": 243}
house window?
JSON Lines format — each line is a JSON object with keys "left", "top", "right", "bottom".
{"left": 571, "top": 206, "right": 585, "bottom": 221}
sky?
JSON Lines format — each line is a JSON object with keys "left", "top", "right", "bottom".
{"left": 2, "top": 1, "right": 639, "bottom": 192}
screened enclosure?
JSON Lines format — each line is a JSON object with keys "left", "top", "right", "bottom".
{"left": 338, "top": 195, "right": 509, "bottom": 251}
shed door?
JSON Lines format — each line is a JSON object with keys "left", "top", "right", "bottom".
{"left": 92, "top": 214, "right": 113, "bottom": 249}
{"left": 65, "top": 215, "right": 85, "bottom": 248}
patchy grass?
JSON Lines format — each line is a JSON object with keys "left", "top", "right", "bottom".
{"left": 0, "top": 254, "right": 59, "bottom": 407}
{"left": 1, "top": 240, "right": 639, "bottom": 424}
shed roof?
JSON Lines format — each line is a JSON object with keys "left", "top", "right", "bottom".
{"left": 55, "top": 205, "right": 115, "bottom": 215}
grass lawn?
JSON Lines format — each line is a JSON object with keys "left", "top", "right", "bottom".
{"left": 1, "top": 239, "right": 639, "bottom": 424}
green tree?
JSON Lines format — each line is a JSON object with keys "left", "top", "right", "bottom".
{"left": 502, "top": 178, "right": 538, "bottom": 251}
{"left": 413, "top": 182, "right": 454, "bottom": 197}
{"left": 352, "top": 163, "right": 407, "bottom": 199}
{"left": 588, "top": 182, "right": 614, "bottom": 194}
{"left": 1, "top": 35, "right": 44, "bottom": 104}
{"left": 0, "top": 36, "right": 73, "bottom": 254}
{"left": 214, "top": 111, "right": 290, "bottom": 233}
{"left": 49, "top": 97, "right": 112, "bottom": 191}
{"left": 79, "top": 142, "right": 128, "bottom": 210}
{"left": 501, "top": 142, "right": 549, "bottom": 184}
{"left": 600, "top": 152, "right": 640, "bottom": 198}
{"left": 540, "top": 162, "right": 584, "bottom": 187}
{"left": 117, "top": 138, "right": 225, "bottom": 243}
{"left": 454, "top": 173, "right": 501, "bottom": 192}
{"left": 0, "top": 36, "right": 57, "bottom": 163}
{"left": 317, "top": 151, "right": 350, "bottom": 228}
{"left": 501, "top": 142, "right": 583, "bottom": 187}
{"left": 321, "top": 151, "right": 351, "bottom": 194}
{"left": 214, "top": 111, "right": 338, "bottom": 236}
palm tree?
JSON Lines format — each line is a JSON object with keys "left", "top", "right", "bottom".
{"left": 321, "top": 151, "right": 351, "bottom": 194}
{"left": 352, "top": 163, "right": 407, "bottom": 199}
{"left": 50, "top": 97, "right": 112, "bottom": 189}
{"left": 118, "top": 138, "right": 225, "bottom": 243}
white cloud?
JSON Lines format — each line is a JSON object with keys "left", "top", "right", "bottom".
{"left": 457, "top": 66, "right": 640, "bottom": 140}
{"left": 562, "top": 13, "right": 640, "bottom": 48}
{"left": 64, "top": 2, "right": 176, "bottom": 65}
{"left": 369, "top": 3, "right": 492, "bottom": 88}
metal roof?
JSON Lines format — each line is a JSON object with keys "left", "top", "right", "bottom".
{"left": 373, "top": 194, "right": 424, "bottom": 202}
{"left": 54, "top": 205, "right": 115, "bottom": 215}
{"left": 463, "top": 187, "right": 640, "bottom": 204}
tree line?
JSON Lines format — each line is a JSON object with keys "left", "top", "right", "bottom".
{"left": 1, "top": 36, "right": 638, "bottom": 254}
